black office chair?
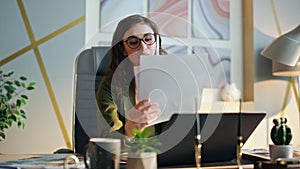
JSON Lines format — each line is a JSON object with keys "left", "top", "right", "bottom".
{"left": 73, "top": 46, "right": 111, "bottom": 155}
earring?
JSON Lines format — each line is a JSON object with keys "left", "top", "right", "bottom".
{"left": 123, "top": 50, "right": 127, "bottom": 56}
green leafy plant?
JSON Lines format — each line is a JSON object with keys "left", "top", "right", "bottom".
{"left": 0, "top": 70, "right": 36, "bottom": 141}
{"left": 270, "top": 117, "right": 292, "bottom": 145}
{"left": 125, "top": 128, "right": 162, "bottom": 154}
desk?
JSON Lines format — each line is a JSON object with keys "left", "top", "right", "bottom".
{"left": 160, "top": 165, "right": 254, "bottom": 169}
{"left": 0, "top": 154, "right": 255, "bottom": 169}
{"left": 0, "top": 154, "right": 85, "bottom": 168}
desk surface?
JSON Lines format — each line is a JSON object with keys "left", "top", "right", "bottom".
{"left": 0, "top": 154, "right": 254, "bottom": 169}
{"left": 0, "top": 154, "right": 85, "bottom": 168}
{"left": 161, "top": 165, "right": 253, "bottom": 169}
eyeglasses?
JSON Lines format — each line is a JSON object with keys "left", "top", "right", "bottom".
{"left": 124, "top": 33, "right": 156, "bottom": 49}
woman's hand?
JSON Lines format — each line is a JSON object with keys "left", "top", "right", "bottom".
{"left": 125, "top": 98, "right": 160, "bottom": 138}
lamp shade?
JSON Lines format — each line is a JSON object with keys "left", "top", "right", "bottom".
{"left": 273, "top": 59, "right": 300, "bottom": 77}
{"left": 261, "top": 24, "right": 300, "bottom": 67}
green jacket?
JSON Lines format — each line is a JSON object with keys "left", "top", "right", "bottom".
{"left": 96, "top": 75, "right": 136, "bottom": 134}
{"left": 96, "top": 75, "right": 167, "bottom": 138}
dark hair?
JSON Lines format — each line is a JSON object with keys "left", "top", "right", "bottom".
{"left": 108, "top": 14, "right": 165, "bottom": 73}
{"left": 106, "top": 15, "right": 166, "bottom": 112}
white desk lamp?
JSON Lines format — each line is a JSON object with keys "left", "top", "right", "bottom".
{"left": 261, "top": 25, "right": 300, "bottom": 67}
{"left": 261, "top": 24, "right": 300, "bottom": 116}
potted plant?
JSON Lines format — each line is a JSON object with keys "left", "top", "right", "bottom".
{"left": 125, "top": 128, "right": 162, "bottom": 169}
{"left": 0, "top": 70, "right": 35, "bottom": 141}
{"left": 269, "top": 117, "right": 293, "bottom": 163}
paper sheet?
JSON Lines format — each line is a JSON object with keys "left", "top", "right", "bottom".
{"left": 136, "top": 54, "right": 209, "bottom": 126}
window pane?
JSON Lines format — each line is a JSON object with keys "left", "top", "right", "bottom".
{"left": 192, "top": 0, "right": 230, "bottom": 40}
{"left": 164, "top": 45, "right": 188, "bottom": 55}
{"left": 100, "top": 0, "right": 144, "bottom": 33}
{"left": 193, "top": 47, "right": 230, "bottom": 87}
{"left": 148, "top": 0, "right": 188, "bottom": 37}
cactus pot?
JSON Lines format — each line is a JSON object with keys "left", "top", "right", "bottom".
{"left": 126, "top": 152, "right": 157, "bottom": 169}
{"left": 269, "top": 144, "right": 293, "bottom": 163}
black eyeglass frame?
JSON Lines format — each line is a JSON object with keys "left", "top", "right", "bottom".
{"left": 124, "top": 33, "right": 157, "bottom": 49}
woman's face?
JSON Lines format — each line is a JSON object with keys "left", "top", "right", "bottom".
{"left": 123, "top": 23, "right": 157, "bottom": 66}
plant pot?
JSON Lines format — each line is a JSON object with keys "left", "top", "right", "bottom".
{"left": 126, "top": 152, "right": 157, "bottom": 169}
{"left": 269, "top": 144, "right": 293, "bottom": 163}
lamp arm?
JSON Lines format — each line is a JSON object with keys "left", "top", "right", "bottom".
{"left": 291, "top": 77, "right": 300, "bottom": 112}
{"left": 280, "top": 78, "right": 292, "bottom": 117}
{"left": 280, "top": 77, "right": 300, "bottom": 118}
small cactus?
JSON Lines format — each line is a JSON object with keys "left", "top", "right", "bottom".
{"left": 270, "top": 117, "right": 292, "bottom": 145}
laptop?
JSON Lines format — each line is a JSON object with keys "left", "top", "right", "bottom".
{"left": 156, "top": 112, "right": 266, "bottom": 167}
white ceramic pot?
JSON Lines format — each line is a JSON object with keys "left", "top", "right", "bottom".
{"left": 269, "top": 144, "right": 293, "bottom": 163}
{"left": 126, "top": 152, "right": 157, "bottom": 169}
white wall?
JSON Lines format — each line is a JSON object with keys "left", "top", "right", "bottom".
{"left": 0, "top": 0, "right": 85, "bottom": 153}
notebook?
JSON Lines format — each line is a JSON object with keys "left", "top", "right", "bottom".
{"left": 156, "top": 112, "right": 266, "bottom": 167}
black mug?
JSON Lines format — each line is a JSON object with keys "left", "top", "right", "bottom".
{"left": 84, "top": 138, "right": 121, "bottom": 169}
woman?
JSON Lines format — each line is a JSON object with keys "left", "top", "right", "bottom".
{"left": 96, "top": 14, "right": 166, "bottom": 138}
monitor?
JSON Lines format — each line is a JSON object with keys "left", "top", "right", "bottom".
{"left": 156, "top": 112, "right": 266, "bottom": 167}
